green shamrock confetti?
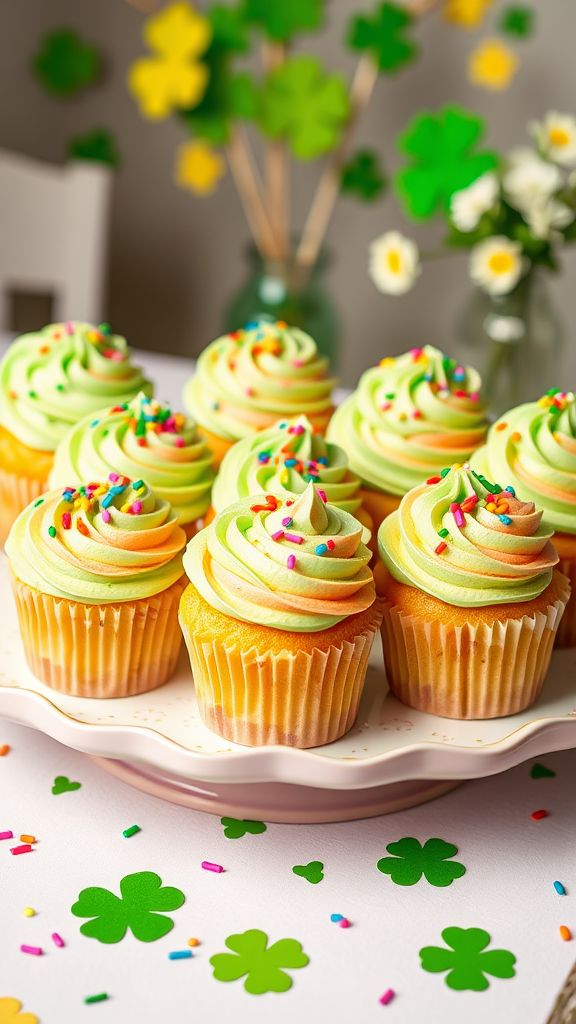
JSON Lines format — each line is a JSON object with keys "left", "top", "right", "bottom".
{"left": 221, "top": 817, "right": 267, "bottom": 839}
{"left": 71, "top": 871, "right": 185, "bottom": 944}
{"left": 258, "top": 56, "right": 349, "bottom": 160}
{"left": 530, "top": 762, "right": 556, "bottom": 778}
{"left": 33, "top": 29, "right": 102, "bottom": 97}
{"left": 348, "top": 2, "right": 418, "bottom": 73}
{"left": 420, "top": 927, "right": 517, "bottom": 991}
{"left": 52, "top": 775, "right": 81, "bottom": 795}
{"left": 292, "top": 861, "right": 324, "bottom": 884}
{"left": 395, "top": 105, "right": 499, "bottom": 219}
{"left": 68, "top": 129, "right": 120, "bottom": 167}
{"left": 377, "top": 838, "right": 466, "bottom": 887}
{"left": 341, "top": 149, "right": 387, "bottom": 200}
{"left": 500, "top": 6, "right": 535, "bottom": 38}
{"left": 210, "top": 929, "right": 309, "bottom": 994}
{"left": 243, "top": 0, "right": 324, "bottom": 42}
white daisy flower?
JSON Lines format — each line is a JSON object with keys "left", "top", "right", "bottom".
{"left": 525, "top": 198, "right": 573, "bottom": 239}
{"left": 368, "top": 232, "right": 421, "bottom": 295}
{"left": 450, "top": 173, "right": 499, "bottom": 232}
{"left": 503, "top": 155, "right": 562, "bottom": 213}
{"left": 469, "top": 236, "right": 525, "bottom": 296}
{"left": 530, "top": 112, "right": 576, "bottom": 166}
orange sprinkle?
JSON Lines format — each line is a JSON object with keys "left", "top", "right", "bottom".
{"left": 560, "top": 925, "right": 572, "bottom": 941}
{"left": 0, "top": 744, "right": 10, "bottom": 756}
{"left": 188, "top": 937, "right": 200, "bottom": 947}
{"left": 495, "top": 422, "right": 508, "bottom": 431}
{"left": 77, "top": 520, "right": 90, "bottom": 537}
{"left": 20, "top": 834, "right": 36, "bottom": 844}
{"left": 510, "top": 432, "right": 522, "bottom": 442}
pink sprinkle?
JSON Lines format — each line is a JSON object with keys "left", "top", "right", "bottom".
{"left": 381, "top": 402, "right": 392, "bottom": 412}
{"left": 175, "top": 437, "right": 185, "bottom": 448}
{"left": 271, "top": 529, "right": 284, "bottom": 541}
{"left": 293, "top": 359, "right": 305, "bottom": 367}
{"left": 245, "top": 387, "right": 254, "bottom": 397}
{"left": 201, "top": 861, "right": 224, "bottom": 873}
{"left": 101, "top": 508, "right": 111, "bottom": 524}
{"left": 11, "top": 844, "right": 32, "bottom": 855}
{"left": 410, "top": 347, "right": 423, "bottom": 358}
{"left": 0, "top": 830, "right": 14, "bottom": 840}
{"left": 379, "top": 988, "right": 395, "bottom": 1006}
{"left": 51, "top": 933, "right": 65, "bottom": 948}
{"left": 287, "top": 554, "right": 296, "bottom": 570}
{"left": 21, "top": 945, "right": 43, "bottom": 956}
{"left": 281, "top": 517, "right": 293, "bottom": 527}
{"left": 62, "top": 512, "right": 71, "bottom": 530}
{"left": 317, "top": 490, "right": 327, "bottom": 503}
{"left": 284, "top": 533, "right": 303, "bottom": 544}
{"left": 450, "top": 502, "right": 465, "bottom": 528}
{"left": 469, "top": 391, "right": 480, "bottom": 402}
{"left": 65, "top": 321, "right": 74, "bottom": 336}
{"left": 132, "top": 501, "right": 142, "bottom": 515}
{"left": 339, "top": 918, "right": 351, "bottom": 928}
{"left": 327, "top": 539, "right": 335, "bottom": 550}
{"left": 109, "top": 472, "right": 119, "bottom": 483}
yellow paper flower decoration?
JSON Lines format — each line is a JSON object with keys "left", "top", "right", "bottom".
{"left": 444, "top": 0, "right": 493, "bottom": 29}
{"left": 0, "top": 998, "right": 38, "bottom": 1024}
{"left": 128, "top": 2, "right": 211, "bottom": 120}
{"left": 468, "top": 39, "right": 518, "bottom": 90}
{"left": 176, "top": 140, "right": 225, "bottom": 195}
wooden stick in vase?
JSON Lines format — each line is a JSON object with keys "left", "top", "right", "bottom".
{"left": 226, "top": 125, "right": 282, "bottom": 260}
{"left": 263, "top": 41, "right": 290, "bottom": 260}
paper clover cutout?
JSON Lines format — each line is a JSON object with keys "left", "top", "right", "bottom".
{"left": 71, "top": 870, "right": 185, "bottom": 943}
{"left": 68, "top": 129, "right": 120, "bottom": 167}
{"left": 0, "top": 998, "right": 38, "bottom": 1024}
{"left": 420, "top": 927, "right": 517, "bottom": 991}
{"left": 210, "top": 929, "right": 309, "bottom": 994}
{"left": 500, "top": 5, "right": 535, "bottom": 37}
{"left": 244, "top": 0, "right": 324, "bottom": 42}
{"left": 220, "top": 817, "right": 267, "bottom": 839}
{"left": 34, "top": 29, "right": 102, "bottom": 97}
{"left": 341, "top": 149, "right": 387, "bottom": 200}
{"left": 258, "top": 55, "right": 350, "bottom": 160}
{"left": 348, "top": 2, "right": 418, "bottom": 73}
{"left": 377, "top": 837, "right": 466, "bottom": 887}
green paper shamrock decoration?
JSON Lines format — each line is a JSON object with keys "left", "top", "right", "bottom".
{"left": 377, "top": 838, "right": 466, "bottom": 887}
{"left": 420, "top": 927, "right": 517, "bottom": 991}
{"left": 71, "top": 871, "right": 185, "bottom": 944}
{"left": 210, "top": 929, "right": 309, "bottom": 994}
{"left": 348, "top": 2, "right": 417, "bottom": 73}
{"left": 258, "top": 56, "right": 350, "bottom": 160}
{"left": 530, "top": 762, "right": 556, "bottom": 778}
{"left": 292, "top": 861, "right": 324, "bottom": 884}
{"left": 243, "top": 0, "right": 324, "bottom": 42}
{"left": 52, "top": 775, "right": 81, "bottom": 795}
{"left": 68, "top": 129, "right": 120, "bottom": 168}
{"left": 500, "top": 6, "right": 535, "bottom": 38}
{"left": 341, "top": 150, "right": 387, "bottom": 200}
{"left": 395, "top": 105, "right": 499, "bottom": 219}
{"left": 209, "top": 4, "right": 250, "bottom": 54}
{"left": 221, "top": 817, "right": 267, "bottom": 839}
{"left": 34, "top": 29, "right": 102, "bottom": 97}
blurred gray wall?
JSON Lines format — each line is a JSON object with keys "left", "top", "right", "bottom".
{"left": 0, "top": 0, "right": 574, "bottom": 384}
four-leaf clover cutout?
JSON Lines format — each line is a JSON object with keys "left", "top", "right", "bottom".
{"left": 244, "top": 0, "right": 324, "bottom": 42}
{"left": 420, "top": 927, "right": 517, "bottom": 991}
{"left": 0, "top": 998, "right": 38, "bottom": 1024}
{"left": 341, "top": 150, "right": 387, "bottom": 200}
{"left": 258, "top": 56, "right": 350, "bottom": 160}
{"left": 377, "top": 837, "right": 466, "bottom": 887}
{"left": 221, "top": 817, "right": 267, "bottom": 839}
{"left": 33, "top": 29, "right": 102, "bottom": 98}
{"left": 71, "top": 871, "right": 185, "bottom": 943}
{"left": 211, "top": 929, "right": 309, "bottom": 995}
{"left": 348, "top": 2, "right": 418, "bottom": 73}
{"left": 395, "top": 105, "right": 499, "bottom": 219}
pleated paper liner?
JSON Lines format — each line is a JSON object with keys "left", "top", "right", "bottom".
{"left": 180, "top": 602, "right": 384, "bottom": 748}
{"left": 0, "top": 469, "right": 48, "bottom": 547}
{"left": 380, "top": 572, "right": 570, "bottom": 720}
{"left": 11, "top": 573, "right": 187, "bottom": 698}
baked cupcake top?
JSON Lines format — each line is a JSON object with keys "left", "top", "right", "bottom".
{"left": 471, "top": 390, "right": 576, "bottom": 535}
{"left": 378, "top": 464, "right": 558, "bottom": 607}
{"left": 211, "top": 414, "right": 362, "bottom": 517}
{"left": 50, "top": 393, "right": 215, "bottom": 526}
{"left": 6, "top": 475, "right": 185, "bottom": 604}
{"left": 183, "top": 320, "right": 336, "bottom": 442}
{"left": 0, "top": 321, "right": 151, "bottom": 452}
{"left": 327, "top": 345, "right": 487, "bottom": 496}
{"left": 183, "top": 482, "right": 375, "bottom": 632}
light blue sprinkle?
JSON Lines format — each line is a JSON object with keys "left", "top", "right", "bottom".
{"left": 315, "top": 543, "right": 328, "bottom": 556}
{"left": 330, "top": 913, "right": 344, "bottom": 922}
{"left": 504, "top": 486, "right": 516, "bottom": 496}
{"left": 168, "top": 950, "right": 193, "bottom": 960}
{"left": 90, "top": 419, "right": 100, "bottom": 428}
{"left": 554, "top": 880, "right": 567, "bottom": 895}
{"left": 499, "top": 515, "right": 512, "bottom": 525}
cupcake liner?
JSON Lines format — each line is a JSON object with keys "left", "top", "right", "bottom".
{"left": 555, "top": 554, "right": 576, "bottom": 648}
{"left": 380, "top": 577, "right": 569, "bottom": 720}
{"left": 180, "top": 613, "right": 382, "bottom": 748}
{"left": 11, "top": 574, "right": 187, "bottom": 698}
{"left": 0, "top": 468, "right": 48, "bottom": 547}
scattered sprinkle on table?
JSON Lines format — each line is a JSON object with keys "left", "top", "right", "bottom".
{"left": 188, "top": 937, "right": 200, "bottom": 947}
{"left": 339, "top": 918, "right": 351, "bottom": 929}
{"left": 330, "top": 914, "right": 344, "bottom": 923}
{"left": 122, "top": 825, "right": 141, "bottom": 839}
{"left": 554, "top": 881, "right": 567, "bottom": 895}
{"left": 0, "top": 830, "right": 14, "bottom": 840}
{"left": 201, "top": 861, "right": 224, "bottom": 873}
{"left": 84, "top": 993, "right": 110, "bottom": 1005}
{"left": 379, "top": 988, "right": 395, "bottom": 1006}
{"left": 21, "top": 945, "right": 43, "bottom": 956}
{"left": 560, "top": 926, "right": 572, "bottom": 941}
{"left": 11, "top": 844, "right": 32, "bottom": 855}
{"left": 20, "top": 834, "right": 36, "bottom": 844}
{"left": 531, "top": 809, "right": 549, "bottom": 820}
{"left": 23, "top": 907, "right": 36, "bottom": 917}
{"left": 168, "top": 949, "right": 193, "bottom": 960}
{"left": 51, "top": 932, "right": 65, "bottom": 948}
{"left": 0, "top": 744, "right": 10, "bottom": 756}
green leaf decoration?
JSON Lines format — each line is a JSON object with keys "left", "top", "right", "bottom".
{"left": 68, "top": 129, "right": 120, "bottom": 168}
{"left": 377, "top": 838, "right": 466, "bottom": 887}
{"left": 420, "top": 927, "right": 517, "bottom": 991}
{"left": 500, "top": 6, "right": 535, "bottom": 38}
{"left": 243, "top": 0, "right": 324, "bottom": 42}
{"left": 210, "top": 929, "right": 309, "bottom": 995}
{"left": 33, "top": 29, "right": 102, "bottom": 97}
{"left": 341, "top": 149, "right": 387, "bottom": 200}
{"left": 71, "top": 871, "right": 185, "bottom": 944}
{"left": 221, "top": 817, "right": 267, "bottom": 839}
{"left": 530, "top": 762, "right": 556, "bottom": 778}
{"left": 258, "top": 56, "right": 350, "bottom": 160}
{"left": 395, "top": 105, "right": 499, "bottom": 220}
{"left": 348, "top": 2, "right": 418, "bottom": 73}
{"left": 292, "top": 861, "right": 324, "bottom": 884}
{"left": 209, "top": 4, "right": 250, "bottom": 54}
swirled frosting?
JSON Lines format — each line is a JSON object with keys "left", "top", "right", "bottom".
{"left": 183, "top": 482, "right": 375, "bottom": 632}
{"left": 327, "top": 345, "right": 488, "bottom": 495}
{"left": 184, "top": 320, "right": 336, "bottom": 442}
{"left": 50, "top": 393, "right": 215, "bottom": 526}
{"left": 471, "top": 390, "right": 576, "bottom": 535}
{"left": 378, "top": 464, "right": 558, "bottom": 607}
{"left": 0, "top": 322, "right": 151, "bottom": 451}
{"left": 6, "top": 476, "right": 185, "bottom": 603}
{"left": 212, "top": 414, "right": 362, "bottom": 516}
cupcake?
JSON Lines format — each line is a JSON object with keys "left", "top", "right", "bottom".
{"left": 472, "top": 390, "right": 576, "bottom": 647}
{"left": 5, "top": 476, "right": 186, "bottom": 698}
{"left": 0, "top": 321, "right": 151, "bottom": 544}
{"left": 327, "top": 345, "right": 488, "bottom": 534}
{"left": 179, "top": 483, "right": 383, "bottom": 747}
{"left": 211, "top": 413, "right": 371, "bottom": 535}
{"left": 183, "top": 320, "right": 336, "bottom": 467}
{"left": 50, "top": 393, "right": 215, "bottom": 540}
{"left": 376, "top": 465, "right": 568, "bottom": 719}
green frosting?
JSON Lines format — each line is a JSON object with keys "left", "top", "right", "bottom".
{"left": 212, "top": 414, "right": 362, "bottom": 516}
{"left": 0, "top": 322, "right": 151, "bottom": 451}
{"left": 50, "top": 393, "right": 215, "bottom": 525}
{"left": 378, "top": 465, "right": 558, "bottom": 607}
{"left": 6, "top": 476, "right": 185, "bottom": 604}
{"left": 471, "top": 390, "right": 576, "bottom": 535}
{"left": 327, "top": 345, "right": 488, "bottom": 495}
{"left": 184, "top": 320, "right": 336, "bottom": 442}
{"left": 183, "top": 483, "right": 375, "bottom": 632}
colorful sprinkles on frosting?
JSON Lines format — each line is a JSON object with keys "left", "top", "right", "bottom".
{"left": 426, "top": 464, "right": 524, "bottom": 557}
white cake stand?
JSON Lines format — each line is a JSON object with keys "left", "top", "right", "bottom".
{"left": 1, "top": 556, "right": 575, "bottom": 822}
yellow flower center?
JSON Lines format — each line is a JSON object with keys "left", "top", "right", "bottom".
{"left": 549, "top": 127, "right": 570, "bottom": 148}
{"left": 387, "top": 250, "right": 403, "bottom": 275}
{"left": 487, "top": 251, "right": 515, "bottom": 275}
